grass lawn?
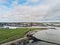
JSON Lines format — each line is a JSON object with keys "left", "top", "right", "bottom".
{"left": 0, "top": 28, "right": 42, "bottom": 44}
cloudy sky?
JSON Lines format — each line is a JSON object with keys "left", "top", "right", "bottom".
{"left": 0, "top": 0, "right": 60, "bottom": 22}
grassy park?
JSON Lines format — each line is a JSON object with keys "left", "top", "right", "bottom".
{"left": 0, "top": 28, "right": 42, "bottom": 44}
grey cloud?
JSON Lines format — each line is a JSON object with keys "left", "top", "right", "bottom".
{"left": 43, "top": 3, "right": 60, "bottom": 21}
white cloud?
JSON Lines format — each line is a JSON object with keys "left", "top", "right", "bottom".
{"left": 0, "top": 0, "right": 6, "bottom": 2}
{"left": 1, "top": 0, "right": 60, "bottom": 22}
{"left": 0, "top": 4, "right": 49, "bottom": 22}
{"left": 26, "top": 0, "right": 39, "bottom": 3}
{"left": 0, "top": 0, "right": 50, "bottom": 22}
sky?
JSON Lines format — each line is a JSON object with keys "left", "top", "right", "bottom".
{"left": 0, "top": 0, "right": 60, "bottom": 22}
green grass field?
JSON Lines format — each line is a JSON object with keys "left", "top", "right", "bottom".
{"left": 0, "top": 28, "right": 42, "bottom": 44}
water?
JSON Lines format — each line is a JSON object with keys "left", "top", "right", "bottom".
{"left": 27, "top": 41, "right": 56, "bottom": 45}
{"left": 27, "top": 27, "right": 60, "bottom": 45}
{"left": 2, "top": 27, "right": 60, "bottom": 45}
